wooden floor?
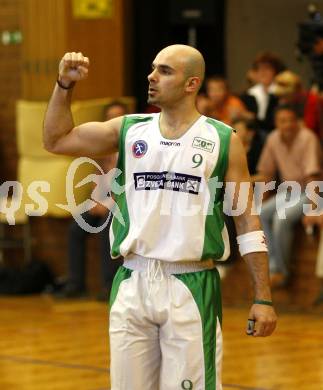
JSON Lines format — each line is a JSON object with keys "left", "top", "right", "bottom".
{"left": 0, "top": 296, "right": 323, "bottom": 390}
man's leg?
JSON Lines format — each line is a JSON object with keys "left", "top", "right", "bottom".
{"left": 260, "top": 195, "right": 279, "bottom": 273}
{"left": 159, "top": 269, "right": 223, "bottom": 390}
{"left": 272, "top": 193, "right": 307, "bottom": 277}
{"left": 109, "top": 268, "right": 161, "bottom": 390}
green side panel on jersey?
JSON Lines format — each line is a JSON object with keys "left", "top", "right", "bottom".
{"left": 202, "top": 119, "right": 232, "bottom": 260}
{"left": 175, "top": 268, "right": 222, "bottom": 390}
{"left": 111, "top": 115, "right": 154, "bottom": 258}
{"left": 109, "top": 266, "right": 133, "bottom": 309}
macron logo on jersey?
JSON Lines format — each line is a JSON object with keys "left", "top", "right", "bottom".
{"left": 160, "top": 140, "right": 181, "bottom": 147}
{"left": 134, "top": 171, "right": 201, "bottom": 195}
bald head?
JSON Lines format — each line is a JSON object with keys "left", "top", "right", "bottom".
{"left": 158, "top": 44, "right": 205, "bottom": 85}
{"left": 148, "top": 44, "right": 206, "bottom": 107}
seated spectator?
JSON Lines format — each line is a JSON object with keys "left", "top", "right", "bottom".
{"left": 273, "top": 71, "right": 306, "bottom": 115}
{"left": 241, "top": 51, "right": 286, "bottom": 133}
{"left": 58, "top": 101, "right": 128, "bottom": 300}
{"left": 232, "top": 117, "right": 266, "bottom": 175}
{"left": 256, "top": 104, "right": 322, "bottom": 287}
{"left": 273, "top": 70, "right": 322, "bottom": 137}
{"left": 245, "top": 66, "right": 259, "bottom": 89}
{"left": 205, "top": 76, "right": 254, "bottom": 125}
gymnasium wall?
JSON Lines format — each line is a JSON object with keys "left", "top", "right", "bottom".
{"left": 0, "top": 0, "right": 133, "bottom": 284}
{"left": 0, "top": 0, "right": 22, "bottom": 181}
{"left": 1, "top": 0, "right": 132, "bottom": 180}
{"left": 226, "top": 0, "right": 312, "bottom": 93}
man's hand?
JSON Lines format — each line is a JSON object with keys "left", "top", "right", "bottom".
{"left": 246, "top": 304, "right": 277, "bottom": 337}
{"left": 58, "top": 52, "right": 90, "bottom": 87}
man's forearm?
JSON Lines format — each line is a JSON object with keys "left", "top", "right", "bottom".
{"left": 243, "top": 252, "right": 272, "bottom": 301}
{"left": 234, "top": 213, "right": 272, "bottom": 301}
{"left": 43, "top": 82, "right": 75, "bottom": 152}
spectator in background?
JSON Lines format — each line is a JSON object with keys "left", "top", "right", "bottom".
{"left": 239, "top": 67, "right": 259, "bottom": 115}
{"left": 241, "top": 51, "right": 286, "bottom": 132}
{"left": 256, "top": 104, "right": 322, "bottom": 288}
{"left": 245, "top": 66, "right": 259, "bottom": 89}
{"left": 273, "top": 71, "right": 306, "bottom": 116}
{"left": 232, "top": 117, "right": 266, "bottom": 175}
{"left": 273, "top": 70, "right": 322, "bottom": 137}
{"left": 58, "top": 101, "right": 128, "bottom": 300}
{"left": 203, "top": 76, "right": 254, "bottom": 125}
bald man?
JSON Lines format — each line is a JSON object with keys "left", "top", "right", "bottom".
{"left": 43, "top": 45, "right": 276, "bottom": 390}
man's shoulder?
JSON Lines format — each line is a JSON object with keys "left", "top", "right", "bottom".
{"left": 299, "top": 127, "right": 319, "bottom": 141}
{"left": 121, "top": 113, "right": 156, "bottom": 130}
{"left": 265, "top": 129, "right": 279, "bottom": 143}
{"left": 258, "top": 130, "right": 279, "bottom": 153}
{"left": 205, "top": 116, "right": 233, "bottom": 132}
{"left": 124, "top": 113, "right": 157, "bottom": 121}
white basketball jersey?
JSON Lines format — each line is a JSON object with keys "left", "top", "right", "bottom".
{"left": 110, "top": 113, "right": 232, "bottom": 263}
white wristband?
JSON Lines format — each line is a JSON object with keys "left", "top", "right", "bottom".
{"left": 236, "top": 230, "right": 268, "bottom": 257}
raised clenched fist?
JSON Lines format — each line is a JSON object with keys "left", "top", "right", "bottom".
{"left": 58, "top": 52, "right": 90, "bottom": 87}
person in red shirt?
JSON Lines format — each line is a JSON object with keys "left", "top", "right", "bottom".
{"left": 273, "top": 70, "right": 323, "bottom": 139}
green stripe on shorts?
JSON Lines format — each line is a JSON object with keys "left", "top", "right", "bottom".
{"left": 109, "top": 266, "right": 133, "bottom": 309}
{"left": 175, "top": 268, "right": 222, "bottom": 390}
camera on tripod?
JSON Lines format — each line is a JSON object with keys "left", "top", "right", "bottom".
{"left": 297, "top": 3, "right": 323, "bottom": 90}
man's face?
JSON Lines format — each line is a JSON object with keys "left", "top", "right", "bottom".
{"left": 275, "top": 109, "right": 299, "bottom": 142}
{"left": 147, "top": 49, "right": 188, "bottom": 107}
{"left": 256, "top": 63, "right": 276, "bottom": 87}
{"left": 206, "top": 80, "right": 228, "bottom": 105}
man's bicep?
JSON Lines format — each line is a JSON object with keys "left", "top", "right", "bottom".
{"left": 224, "top": 133, "right": 259, "bottom": 232}
{"left": 225, "top": 132, "right": 251, "bottom": 183}
{"left": 53, "top": 116, "right": 122, "bottom": 157}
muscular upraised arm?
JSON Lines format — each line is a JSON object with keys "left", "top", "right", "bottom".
{"left": 43, "top": 52, "right": 121, "bottom": 157}
{"left": 225, "top": 132, "right": 277, "bottom": 337}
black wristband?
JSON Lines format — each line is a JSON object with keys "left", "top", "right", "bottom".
{"left": 56, "top": 77, "right": 75, "bottom": 90}
{"left": 253, "top": 299, "right": 273, "bottom": 306}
